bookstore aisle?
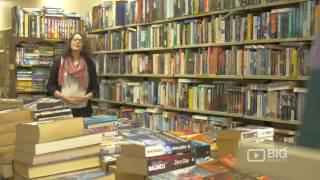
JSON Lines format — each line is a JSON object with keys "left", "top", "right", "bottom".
{"left": 1, "top": 0, "right": 320, "bottom": 180}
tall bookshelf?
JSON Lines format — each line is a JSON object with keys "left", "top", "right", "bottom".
{"left": 89, "top": 0, "right": 316, "bottom": 143}
{"left": 9, "top": 6, "right": 85, "bottom": 98}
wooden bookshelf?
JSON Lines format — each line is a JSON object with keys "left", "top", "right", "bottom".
{"left": 93, "top": 36, "right": 314, "bottom": 55}
{"left": 88, "top": 0, "right": 308, "bottom": 34}
{"left": 88, "top": 6, "right": 245, "bottom": 34}
{"left": 97, "top": 74, "right": 310, "bottom": 81}
{"left": 90, "top": 0, "right": 312, "bottom": 132}
{"left": 92, "top": 98, "right": 243, "bottom": 118}
{"left": 244, "top": 115, "right": 302, "bottom": 125}
{"left": 10, "top": 36, "right": 66, "bottom": 97}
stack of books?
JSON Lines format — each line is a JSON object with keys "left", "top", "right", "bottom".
{"left": 217, "top": 125, "right": 274, "bottom": 156}
{"left": 38, "top": 45, "right": 54, "bottom": 65}
{"left": 84, "top": 115, "right": 119, "bottom": 136}
{"left": 33, "top": 107, "right": 73, "bottom": 121}
{"left": 116, "top": 131, "right": 195, "bottom": 179}
{"left": 16, "top": 69, "right": 32, "bottom": 91}
{"left": 0, "top": 98, "right": 23, "bottom": 111}
{"left": 0, "top": 109, "right": 33, "bottom": 179}
{"left": 13, "top": 118, "right": 103, "bottom": 179}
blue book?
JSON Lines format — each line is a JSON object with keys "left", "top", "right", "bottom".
{"left": 84, "top": 115, "right": 118, "bottom": 125}
{"left": 115, "top": 2, "right": 126, "bottom": 26}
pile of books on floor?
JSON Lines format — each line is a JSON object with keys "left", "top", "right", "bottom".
{"left": 0, "top": 108, "right": 32, "bottom": 179}
{"left": 13, "top": 117, "right": 105, "bottom": 179}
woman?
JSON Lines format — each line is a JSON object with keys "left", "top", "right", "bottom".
{"left": 47, "top": 32, "right": 98, "bottom": 117}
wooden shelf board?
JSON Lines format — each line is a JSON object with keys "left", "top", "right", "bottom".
{"left": 244, "top": 115, "right": 302, "bottom": 125}
{"left": 244, "top": 75, "right": 310, "bottom": 81}
{"left": 98, "top": 74, "right": 173, "bottom": 78}
{"left": 92, "top": 99, "right": 243, "bottom": 118}
{"left": 17, "top": 90, "right": 47, "bottom": 94}
{"left": 174, "top": 74, "right": 243, "bottom": 79}
{"left": 243, "top": 0, "right": 308, "bottom": 10}
{"left": 244, "top": 37, "right": 315, "bottom": 44}
{"left": 17, "top": 64, "right": 52, "bottom": 68}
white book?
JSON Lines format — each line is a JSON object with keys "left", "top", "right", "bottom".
{"left": 16, "top": 133, "right": 102, "bottom": 155}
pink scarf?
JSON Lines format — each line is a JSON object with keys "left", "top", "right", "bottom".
{"left": 58, "top": 56, "right": 89, "bottom": 89}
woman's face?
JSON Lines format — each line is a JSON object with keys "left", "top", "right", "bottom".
{"left": 71, "top": 34, "right": 83, "bottom": 52}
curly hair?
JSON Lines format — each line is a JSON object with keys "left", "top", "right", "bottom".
{"left": 63, "top": 32, "right": 92, "bottom": 60}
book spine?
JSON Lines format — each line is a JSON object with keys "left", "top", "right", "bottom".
{"left": 147, "top": 152, "right": 195, "bottom": 175}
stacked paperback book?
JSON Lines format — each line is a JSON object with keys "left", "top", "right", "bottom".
{"left": 13, "top": 118, "right": 103, "bottom": 179}
{"left": 0, "top": 109, "right": 33, "bottom": 179}
{"left": 116, "top": 131, "right": 195, "bottom": 179}
{"left": 84, "top": 115, "right": 119, "bottom": 136}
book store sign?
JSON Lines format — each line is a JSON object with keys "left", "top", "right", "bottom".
{"left": 247, "top": 148, "right": 288, "bottom": 162}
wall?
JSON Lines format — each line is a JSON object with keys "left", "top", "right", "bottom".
{"left": 0, "top": 0, "right": 106, "bottom": 30}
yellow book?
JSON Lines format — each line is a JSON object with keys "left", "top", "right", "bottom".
{"left": 14, "top": 168, "right": 102, "bottom": 180}
{"left": 0, "top": 118, "right": 32, "bottom": 134}
{"left": 188, "top": 88, "right": 194, "bottom": 109}
{"left": 24, "top": 13, "right": 29, "bottom": 37}
{"left": 14, "top": 156, "right": 100, "bottom": 179}
{"left": 0, "top": 145, "right": 14, "bottom": 155}
{"left": 247, "top": 14, "right": 253, "bottom": 41}
{"left": 16, "top": 118, "right": 84, "bottom": 144}
{"left": 14, "top": 145, "right": 100, "bottom": 165}
{"left": 0, "top": 163, "right": 13, "bottom": 179}
{"left": 291, "top": 49, "right": 298, "bottom": 77}
{"left": 314, "top": 5, "right": 320, "bottom": 36}
{"left": 0, "top": 133, "right": 16, "bottom": 146}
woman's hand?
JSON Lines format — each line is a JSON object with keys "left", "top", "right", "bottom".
{"left": 70, "top": 96, "right": 89, "bottom": 104}
{"left": 62, "top": 96, "right": 82, "bottom": 105}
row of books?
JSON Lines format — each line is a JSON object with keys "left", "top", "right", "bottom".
{"left": 91, "top": 1, "right": 316, "bottom": 49}
{"left": 99, "top": 79, "right": 306, "bottom": 121}
{"left": 245, "top": 82, "right": 307, "bottom": 121}
{"left": 11, "top": 6, "right": 85, "bottom": 39}
{"left": 103, "top": 106, "right": 232, "bottom": 137}
{"left": 90, "top": 0, "right": 288, "bottom": 29}
{"left": 17, "top": 68, "right": 49, "bottom": 91}
{"left": 93, "top": 106, "right": 298, "bottom": 145}
{"left": 94, "top": 44, "right": 311, "bottom": 77}
{"left": 16, "top": 42, "right": 65, "bottom": 65}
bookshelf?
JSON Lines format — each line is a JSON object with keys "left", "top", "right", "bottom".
{"left": 88, "top": 0, "right": 309, "bottom": 34}
{"left": 90, "top": 0, "right": 315, "bottom": 136}
{"left": 9, "top": 6, "right": 85, "bottom": 98}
